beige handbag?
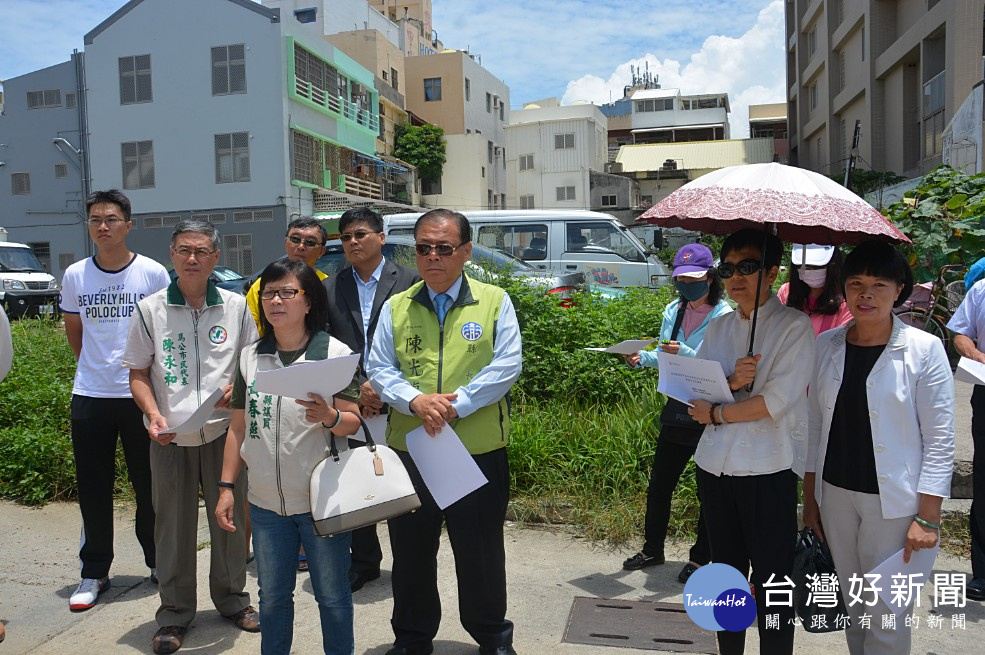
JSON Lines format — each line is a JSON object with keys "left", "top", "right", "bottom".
{"left": 309, "top": 416, "right": 420, "bottom": 537}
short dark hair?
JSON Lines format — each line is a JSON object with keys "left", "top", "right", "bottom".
{"left": 339, "top": 207, "right": 384, "bottom": 234}
{"left": 286, "top": 217, "right": 328, "bottom": 244}
{"left": 415, "top": 209, "right": 471, "bottom": 244}
{"left": 86, "top": 190, "right": 131, "bottom": 221}
{"left": 720, "top": 228, "right": 783, "bottom": 269}
{"left": 171, "top": 219, "right": 220, "bottom": 250}
{"left": 786, "top": 247, "right": 846, "bottom": 316}
{"left": 842, "top": 240, "right": 914, "bottom": 309}
{"left": 257, "top": 259, "right": 329, "bottom": 345}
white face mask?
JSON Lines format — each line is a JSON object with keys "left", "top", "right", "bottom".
{"left": 798, "top": 268, "right": 827, "bottom": 289}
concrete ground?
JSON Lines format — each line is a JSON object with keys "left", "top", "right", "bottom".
{"left": 1, "top": 499, "right": 983, "bottom": 655}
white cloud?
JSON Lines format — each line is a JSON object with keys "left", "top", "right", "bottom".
{"left": 561, "top": 0, "right": 786, "bottom": 137}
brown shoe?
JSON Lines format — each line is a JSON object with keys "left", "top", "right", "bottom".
{"left": 152, "top": 626, "right": 187, "bottom": 654}
{"left": 224, "top": 605, "right": 260, "bottom": 632}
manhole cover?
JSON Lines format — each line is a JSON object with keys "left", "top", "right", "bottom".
{"left": 562, "top": 596, "right": 718, "bottom": 653}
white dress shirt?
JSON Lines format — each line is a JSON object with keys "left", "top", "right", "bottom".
{"left": 694, "top": 294, "right": 816, "bottom": 477}
{"left": 367, "top": 275, "right": 522, "bottom": 419}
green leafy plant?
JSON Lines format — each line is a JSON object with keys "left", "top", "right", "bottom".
{"left": 393, "top": 123, "right": 447, "bottom": 184}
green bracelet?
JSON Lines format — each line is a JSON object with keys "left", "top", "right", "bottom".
{"left": 321, "top": 407, "right": 343, "bottom": 430}
{"left": 913, "top": 516, "right": 940, "bottom": 530}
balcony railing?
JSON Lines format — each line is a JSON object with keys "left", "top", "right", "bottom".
{"left": 294, "top": 79, "right": 379, "bottom": 131}
{"left": 343, "top": 174, "right": 382, "bottom": 200}
{"left": 923, "top": 71, "right": 945, "bottom": 118}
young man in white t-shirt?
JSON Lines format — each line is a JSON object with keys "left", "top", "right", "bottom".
{"left": 60, "top": 190, "right": 169, "bottom": 611}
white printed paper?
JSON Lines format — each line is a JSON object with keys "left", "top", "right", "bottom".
{"left": 150, "top": 387, "right": 227, "bottom": 436}
{"left": 869, "top": 545, "right": 940, "bottom": 615}
{"left": 955, "top": 357, "right": 985, "bottom": 385}
{"left": 349, "top": 413, "right": 389, "bottom": 444}
{"left": 406, "top": 424, "right": 488, "bottom": 509}
{"left": 253, "top": 354, "right": 360, "bottom": 401}
{"left": 656, "top": 351, "right": 734, "bottom": 406}
{"left": 584, "top": 338, "right": 660, "bottom": 355}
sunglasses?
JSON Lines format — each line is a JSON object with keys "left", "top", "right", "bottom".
{"left": 717, "top": 259, "right": 762, "bottom": 279}
{"left": 287, "top": 235, "right": 323, "bottom": 248}
{"left": 415, "top": 242, "right": 465, "bottom": 257}
{"left": 340, "top": 230, "right": 379, "bottom": 243}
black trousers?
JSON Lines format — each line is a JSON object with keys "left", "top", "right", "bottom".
{"left": 970, "top": 387, "right": 985, "bottom": 578}
{"left": 696, "top": 467, "right": 797, "bottom": 655}
{"left": 71, "top": 395, "right": 156, "bottom": 579}
{"left": 643, "top": 426, "right": 710, "bottom": 564}
{"left": 387, "top": 447, "right": 513, "bottom": 650}
{"left": 349, "top": 524, "right": 382, "bottom": 576}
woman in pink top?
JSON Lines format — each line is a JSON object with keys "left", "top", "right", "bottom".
{"left": 777, "top": 243, "right": 852, "bottom": 337}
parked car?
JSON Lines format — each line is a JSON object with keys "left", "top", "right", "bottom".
{"left": 0, "top": 240, "right": 59, "bottom": 318}
{"left": 384, "top": 210, "right": 671, "bottom": 289}
{"left": 168, "top": 265, "right": 248, "bottom": 295}
{"left": 315, "top": 236, "right": 586, "bottom": 302}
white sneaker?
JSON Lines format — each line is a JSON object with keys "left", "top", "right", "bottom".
{"left": 69, "top": 577, "right": 109, "bottom": 611}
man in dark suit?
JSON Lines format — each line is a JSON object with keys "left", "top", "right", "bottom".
{"left": 323, "top": 207, "right": 420, "bottom": 592}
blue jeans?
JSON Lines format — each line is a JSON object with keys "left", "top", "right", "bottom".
{"left": 249, "top": 504, "right": 354, "bottom": 655}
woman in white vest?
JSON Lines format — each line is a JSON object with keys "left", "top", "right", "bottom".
{"left": 215, "top": 259, "right": 363, "bottom": 655}
{"left": 803, "top": 240, "right": 954, "bottom": 655}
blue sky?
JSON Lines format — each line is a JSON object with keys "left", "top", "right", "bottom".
{"left": 0, "top": 0, "right": 784, "bottom": 135}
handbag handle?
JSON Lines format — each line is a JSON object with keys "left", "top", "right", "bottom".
{"left": 324, "top": 404, "right": 376, "bottom": 462}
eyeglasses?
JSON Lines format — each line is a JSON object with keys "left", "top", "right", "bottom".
{"left": 260, "top": 288, "right": 305, "bottom": 301}
{"left": 88, "top": 217, "right": 126, "bottom": 227}
{"left": 340, "top": 230, "right": 379, "bottom": 243}
{"left": 415, "top": 242, "right": 465, "bottom": 257}
{"left": 287, "top": 235, "right": 323, "bottom": 248}
{"left": 173, "top": 246, "right": 217, "bottom": 259}
{"left": 717, "top": 259, "right": 762, "bottom": 279}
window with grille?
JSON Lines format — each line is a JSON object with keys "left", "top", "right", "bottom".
{"left": 424, "top": 77, "right": 441, "bottom": 101}
{"left": 486, "top": 92, "right": 492, "bottom": 112}
{"left": 556, "top": 186, "right": 576, "bottom": 201}
{"left": 29, "top": 243, "right": 51, "bottom": 272}
{"left": 212, "top": 44, "right": 247, "bottom": 95}
{"left": 293, "top": 43, "right": 339, "bottom": 102}
{"left": 232, "top": 210, "right": 273, "bottom": 223}
{"left": 215, "top": 132, "right": 250, "bottom": 183}
{"left": 519, "top": 154, "right": 534, "bottom": 171}
{"left": 554, "top": 133, "right": 575, "bottom": 149}
{"left": 634, "top": 98, "right": 674, "bottom": 112}
{"left": 422, "top": 177, "right": 442, "bottom": 195}
{"left": 119, "top": 54, "right": 152, "bottom": 104}
{"left": 601, "top": 194, "right": 617, "bottom": 207}
{"left": 54, "top": 163, "right": 68, "bottom": 179}
{"left": 808, "top": 26, "right": 817, "bottom": 57}
{"left": 121, "top": 140, "right": 155, "bottom": 189}
{"left": 519, "top": 195, "right": 535, "bottom": 209}
{"left": 223, "top": 233, "right": 254, "bottom": 275}
{"left": 809, "top": 82, "right": 818, "bottom": 110}
{"left": 27, "top": 89, "right": 61, "bottom": 109}
{"left": 488, "top": 189, "right": 494, "bottom": 209}
{"left": 838, "top": 50, "right": 846, "bottom": 92}
{"left": 488, "top": 141, "right": 494, "bottom": 164}
{"left": 162, "top": 215, "right": 180, "bottom": 228}
{"left": 11, "top": 172, "right": 31, "bottom": 195}
{"left": 465, "top": 78, "right": 471, "bottom": 101}
{"left": 500, "top": 193, "right": 506, "bottom": 209}
{"left": 144, "top": 216, "right": 162, "bottom": 229}
{"left": 59, "top": 253, "right": 76, "bottom": 271}
{"left": 391, "top": 68, "right": 398, "bottom": 92}
{"left": 65, "top": 93, "right": 76, "bottom": 108}
{"left": 192, "top": 212, "right": 227, "bottom": 224}
{"left": 499, "top": 101, "right": 504, "bottom": 121}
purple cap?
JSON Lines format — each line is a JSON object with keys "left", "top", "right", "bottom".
{"left": 673, "top": 243, "right": 714, "bottom": 278}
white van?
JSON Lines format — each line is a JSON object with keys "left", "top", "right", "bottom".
{"left": 384, "top": 210, "right": 670, "bottom": 289}
{"left": 0, "top": 239, "right": 60, "bottom": 317}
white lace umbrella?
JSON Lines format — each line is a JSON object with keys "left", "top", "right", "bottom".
{"left": 638, "top": 162, "right": 909, "bottom": 245}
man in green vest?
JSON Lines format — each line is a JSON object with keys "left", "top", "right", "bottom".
{"left": 366, "top": 209, "right": 522, "bottom": 655}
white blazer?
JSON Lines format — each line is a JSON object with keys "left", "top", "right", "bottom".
{"left": 807, "top": 315, "right": 954, "bottom": 520}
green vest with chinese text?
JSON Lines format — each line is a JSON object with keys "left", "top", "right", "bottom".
{"left": 387, "top": 276, "right": 510, "bottom": 454}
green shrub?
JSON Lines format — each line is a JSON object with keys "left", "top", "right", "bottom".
{"left": 0, "top": 317, "right": 131, "bottom": 505}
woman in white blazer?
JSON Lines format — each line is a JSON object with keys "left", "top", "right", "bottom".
{"left": 802, "top": 240, "right": 954, "bottom": 655}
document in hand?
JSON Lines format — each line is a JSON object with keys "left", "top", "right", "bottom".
{"left": 955, "top": 357, "right": 985, "bottom": 385}
{"left": 584, "top": 338, "right": 659, "bottom": 355}
{"left": 656, "top": 351, "right": 733, "bottom": 406}
{"left": 406, "top": 424, "right": 488, "bottom": 509}
{"left": 149, "top": 387, "right": 228, "bottom": 436}
{"left": 868, "top": 545, "right": 939, "bottom": 615}
{"left": 253, "top": 353, "right": 360, "bottom": 401}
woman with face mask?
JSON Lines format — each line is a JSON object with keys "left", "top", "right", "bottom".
{"left": 778, "top": 243, "right": 852, "bottom": 337}
{"left": 621, "top": 243, "right": 732, "bottom": 583}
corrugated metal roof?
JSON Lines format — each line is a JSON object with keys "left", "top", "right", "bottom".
{"left": 631, "top": 88, "right": 681, "bottom": 100}
{"left": 615, "top": 138, "right": 775, "bottom": 172}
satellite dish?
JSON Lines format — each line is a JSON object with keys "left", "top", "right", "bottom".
{"left": 524, "top": 103, "right": 541, "bottom": 109}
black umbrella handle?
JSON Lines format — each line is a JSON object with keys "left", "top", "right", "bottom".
{"left": 744, "top": 232, "right": 771, "bottom": 393}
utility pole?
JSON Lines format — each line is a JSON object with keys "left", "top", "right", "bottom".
{"left": 843, "top": 119, "right": 861, "bottom": 190}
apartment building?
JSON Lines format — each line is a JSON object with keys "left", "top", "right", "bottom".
{"left": 749, "top": 102, "right": 789, "bottom": 163}
{"left": 368, "top": 0, "right": 442, "bottom": 56}
{"left": 506, "top": 98, "right": 637, "bottom": 219}
{"left": 0, "top": 57, "right": 88, "bottom": 278}
{"left": 82, "top": 0, "right": 383, "bottom": 275}
{"left": 785, "top": 0, "right": 985, "bottom": 178}
{"left": 404, "top": 50, "right": 509, "bottom": 210}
